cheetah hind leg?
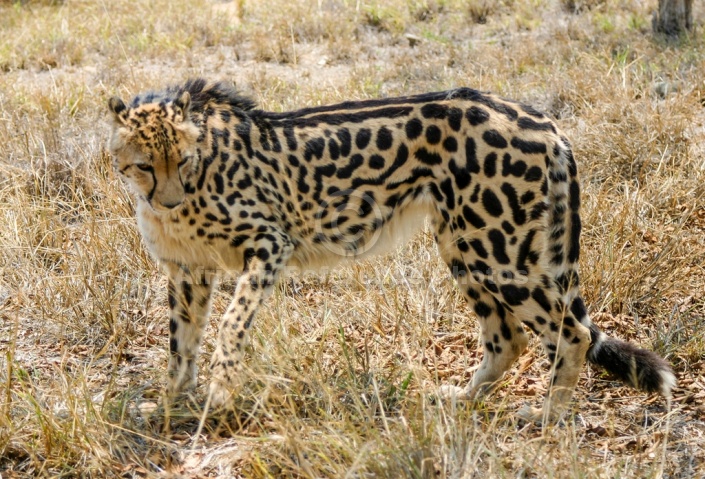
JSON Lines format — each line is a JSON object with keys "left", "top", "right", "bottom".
{"left": 437, "top": 259, "right": 529, "bottom": 405}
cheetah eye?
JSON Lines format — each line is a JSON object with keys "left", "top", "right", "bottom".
{"left": 177, "top": 157, "right": 189, "bottom": 168}
{"left": 135, "top": 164, "right": 153, "bottom": 172}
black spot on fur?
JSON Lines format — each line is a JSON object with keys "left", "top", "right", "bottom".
{"left": 500, "top": 183, "right": 526, "bottom": 225}
{"left": 481, "top": 188, "right": 503, "bottom": 217}
{"left": 524, "top": 166, "right": 543, "bottom": 182}
{"left": 448, "top": 159, "right": 471, "bottom": 190}
{"left": 482, "top": 130, "right": 508, "bottom": 149}
{"left": 570, "top": 297, "right": 588, "bottom": 323}
{"left": 516, "top": 229, "right": 537, "bottom": 272}
{"left": 500, "top": 321, "right": 512, "bottom": 341}
{"left": 511, "top": 137, "right": 547, "bottom": 155}
{"left": 447, "top": 107, "right": 463, "bottom": 131}
{"left": 328, "top": 138, "right": 340, "bottom": 160}
{"left": 369, "top": 154, "right": 385, "bottom": 170}
{"left": 304, "top": 137, "right": 325, "bottom": 161}
{"left": 469, "top": 239, "right": 489, "bottom": 258}
{"left": 463, "top": 205, "right": 486, "bottom": 230}
{"left": 421, "top": 103, "right": 448, "bottom": 119}
{"left": 474, "top": 301, "right": 492, "bottom": 317}
{"left": 425, "top": 125, "right": 442, "bottom": 144}
{"left": 531, "top": 287, "right": 552, "bottom": 313}
{"left": 501, "top": 153, "right": 527, "bottom": 177}
{"left": 415, "top": 147, "right": 442, "bottom": 165}
{"left": 442, "top": 137, "right": 458, "bottom": 152}
{"left": 449, "top": 258, "right": 467, "bottom": 278}
{"left": 517, "top": 116, "right": 555, "bottom": 132}
{"left": 568, "top": 212, "right": 581, "bottom": 262}
{"left": 465, "top": 106, "right": 490, "bottom": 125}
{"left": 376, "top": 126, "right": 393, "bottom": 150}
{"left": 337, "top": 154, "right": 364, "bottom": 179}
{"left": 405, "top": 119, "right": 423, "bottom": 140}
{"left": 356, "top": 128, "right": 372, "bottom": 149}
{"left": 475, "top": 96, "right": 518, "bottom": 121}
{"left": 483, "top": 152, "right": 497, "bottom": 178}
{"left": 465, "top": 138, "right": 481, "bottom": 173}
{"left": 440, "top": 178, "right": 456, "bottom": 209}
{"left": 488, "top": 229, "right": 510, "bottom": 264}
{"left": 569, "top": 180, "right": 580, "bottom": 211}
{"left": 519, "top": 104, "right": 545, "bottom": 118}
{"left": 336, "top": 128, "right": 352, "bottom": 157}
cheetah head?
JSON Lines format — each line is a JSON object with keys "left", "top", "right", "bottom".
{"left": 108, "top": 91, "right": 200, "bottom": 213}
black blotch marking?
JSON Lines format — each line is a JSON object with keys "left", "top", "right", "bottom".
{"left": 481, "top": 188, "right": 503, "bottom": 217}
{"left": 483, "top": 130, "right": 508, "bottom": 149}
{"left": 337, "top": 154, "right": 364, "bottom": 179}
{"left": 511, "top": 137, "right": 547, "bottom": 155}
{"left": 425, "top": 125, "right": 442, "bottom": 144}
{"left": 499, "top": 284, "right": 529, "bottom": 306}
{"left": 304, "top": 137, "right": 325, "bottom": 162}
{"left": 415, "top": 147, "right": 442, "bottom": 165}
{"left": 376, "top": 126, "right": 393, "bottom": 150}
{"left": 531, "top": 287, "right": 552, "bottom": 313}
{"left": 356, "top": 128, "right": 372, "bottom": 149}
{"left": 447, "top": 107, "right": 463, "bottom": 131}
{"left": 568, "top": 212, "right": 581, "bottom": 262}
{"left": 570, "top": 297, "right": 588, "bottom": 322}
{"left": 443, "top": 137, "right": 458, "bottom": 152}
{"left": 569, "top": 180, "right": 580, "bottom": 211}
{"left": 448, "top": 159, "right": 471, "bottom": 190}
{"left": 465, "top": 106, "right": 490, "bottom": 125}
{"left": 524, "top": 166, "right": 543, "bottom": 182}
{"left": 440, "top": 178, "right": 455, "bottom": 209}
{"left": 484, "top": 152, "right": 497, "bottom": 178}
{"left": 465, "top": 138, "right": 481, "bottom": 173}
{"left": 369, "top": 154, "right": 385, "bottom": 170}
{"left": 501, "top": 153, "right": 527, "bottom": 177}
{"left": 488, "top": 229, "right": 510, "bottom": 264}
{"left": 421, "top": 103, "right": 447, "bottom": 119}
{"left": 517, "top": 116, "right": 554, "bottom": 132}
{"left": 474, "top": 301, "right": 492, "bottom": 317}
{"left": 463, "top": 205, "right": 486, "bottom": 229}
{"left": 469, "top": 239, "right": 489, "bottom": 258}
{"left": 500, "top": 183, "right": 526, "bottom": 225}
{"left": 337, "top": 128, "right": 352, "bottom": 157}
{"left": 405, "top": 118, "right": 423, "bottom": 140}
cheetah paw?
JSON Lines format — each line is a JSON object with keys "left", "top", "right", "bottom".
{"left": 518, "top": 404, "right": 570, "bottom": 426}
{"left": 436, "top": 385, "right": 471, "bottom": 401}
{"left": 518, "top": 404, "right": 545, "bottom": 424}
{"left": 208, "top": 381, "right": 236, "bottom": 411}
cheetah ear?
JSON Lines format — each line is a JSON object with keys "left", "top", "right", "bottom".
{"left": 108, "top": 97, "right": 128, "bottom": 125}
{"left": 173, "top": 91, "right": 191, "bottom": 122}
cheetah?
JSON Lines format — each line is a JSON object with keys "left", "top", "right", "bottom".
{"left": 107, "top": 78, "right": 675, "bottom": 422}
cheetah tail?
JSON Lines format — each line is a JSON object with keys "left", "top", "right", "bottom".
{"left": 585, "top": 322, "right": 676, "bottom": 398}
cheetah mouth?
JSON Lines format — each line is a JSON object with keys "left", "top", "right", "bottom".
{"left": 142, "top": 197, "right": 183, "bottom": 214}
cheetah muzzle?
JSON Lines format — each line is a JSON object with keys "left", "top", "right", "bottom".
{"left": 107, "top": 78, "right": 675, "bottom": 423}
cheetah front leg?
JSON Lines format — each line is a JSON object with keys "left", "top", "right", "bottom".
{"left": 208, "top": 237, "right": 293, "bottom": 409}
{"left": 164, "top": 263, "right": 216, "bottom": 396}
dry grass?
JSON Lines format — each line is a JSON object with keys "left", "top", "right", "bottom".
{"left": 1, "top": 0, "right": 704, "bottom": 477}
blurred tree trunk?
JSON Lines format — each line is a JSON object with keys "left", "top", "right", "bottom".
{"left": 652, "top": 0, "right": 693, "bottom": 36}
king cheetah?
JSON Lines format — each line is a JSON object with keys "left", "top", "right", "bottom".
{"left": 107, "top": 78, "right": 675, "bottom": 421}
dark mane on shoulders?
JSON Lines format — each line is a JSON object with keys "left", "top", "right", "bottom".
{"left": 180, "top": 78, "right": 257, "bottom": 113}
{"left": 128, "top": 78, "right": 257, "bottom": 113}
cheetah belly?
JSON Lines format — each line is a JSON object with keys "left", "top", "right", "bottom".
{"left": 288, "top": 196, "right": 435, "bottom": 273}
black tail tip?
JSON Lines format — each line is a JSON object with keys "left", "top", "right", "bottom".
{"left": 590, "top": 338, "right": 676, "bottom": 397}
